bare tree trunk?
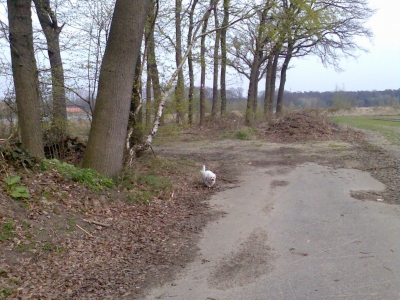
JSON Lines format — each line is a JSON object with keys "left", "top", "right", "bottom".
{"left": 276, "top": 43, "right": 293, "bottom": 116}
{"left": 211, "top": 5, "right": 220, "bottom": 118}
{"left": 175, "top": 0, "right": 185, "bottom": 124}
{"left": 125, "top": 53, "right": 145, "bottom": 163}
{"left": 264, "top": 53, "right": 273, "bottom": 117}
{"left": 264, "top": 46, "right": 280, "bottom": 117}
{"left": 7, "top": 0, "right": 44, "bottom": 157}
{"left": 245, "top": 3, "right": 270, "bottom": 125}
{"left": 146, "top": 6, "right": 162, "bottom": 125}
{"left": 146, "top": 59, "right": 152, "bottom": 129}
{"left": 187, "top": 0, "right": 198, "bottom": 125}
{"left": 220, "top": 0, "right": 229, "bottom": 117}
{"left": 252, "top": 45, "right": 267, "bottom": 115}
{"left": 269, "top": 49, "right": 279, "bottom": 115}
{"left": 245, "top": 57, "right": 259, "bottom": 125}
{"left": 125, "top": 2, "right": 216, "bottom": 160}
{"left": 128, "top": 54, "right": 144, "bottom": 147}
{"left": 83, "top": 0, "right": 151, "bottom": 176}
{"left": 33, "top": 0, "right": 67, "bottom": 140}
{"left": 145, "top": 2, "right": 215, "bottom": 147}
{"left": 252, "top": 51, "right": 263, "bottom": 114}
{"left": 144, "top": 11, "right": 153, "bottom": 130}
{"left": 199, "top": 0, "right": 213, "bottom": 126}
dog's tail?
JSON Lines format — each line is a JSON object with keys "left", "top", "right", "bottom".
{"left": 201, "top": 165, "right": 206, "bottom": 174}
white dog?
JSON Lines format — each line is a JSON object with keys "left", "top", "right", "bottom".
{"left": 201, "top": 165, "right": 216, "bottom": 188}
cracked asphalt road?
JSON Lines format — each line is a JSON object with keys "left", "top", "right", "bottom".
{"left": 144, "top": 162, "right": 400, "bottom": 300}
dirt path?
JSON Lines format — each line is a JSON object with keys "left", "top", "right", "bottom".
{"left": 142, "top": 133, "right": 399, "bottom": 299}
{"left": 144, "top": 163, "right": 399, "bottom": 299}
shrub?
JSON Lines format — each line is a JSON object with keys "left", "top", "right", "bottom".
{"left": 3, "top": 176, "right": 30, "bottom": 199}
{"left": 41, "top": 159, "right": 113, "bottom": 191}
{"left": 234, "top": 128, "right": 256, "bottom": 140}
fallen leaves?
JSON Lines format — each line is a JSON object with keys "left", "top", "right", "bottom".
{"left": 0, "top": 152, "right": 215, "bottom": 299}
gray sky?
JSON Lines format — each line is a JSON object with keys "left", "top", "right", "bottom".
{"left": 0, "top": 0, "right": 397, "bottom": 97}
{"left": 283, "top": 0, "right": 400, "bottom": 92}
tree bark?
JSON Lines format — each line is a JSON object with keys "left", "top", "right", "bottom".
{"left": 263, "top": 53, "right": 273, "bottom": 117}
{"left": 145, "top": 58, "right": 152, "bottom": 129}
{"left": 7, "top": 0, "right": 44, "bottom": 157}
{"left": 175, "top": 0, "right": 185, "bottom": 124}
{"left": 276, "top": 42, "right": 293, "bottom": 116}
{"left": 187, "top": 0, "right": 198, "bottom": 125}
{"left": 131, "top": 54, "right": 144, "bottom": 145}
{"left": 146, "top": 6, "right": 162, "bottom": 125}
{"left": 83, "top": 0, "right": 151, "bottom": 176}
{"left": 245, "top": 56, "right": 259, "bottom": 125}
{"left": 144, "top": 11, "right": 154, "bottom": 130}
{"left": 211, "top": 5, "right": 220, "bottom": 118}
{"left": 269, "top": 49, "right": 279, "bottom": 115}
{"left": 245, "top": 3, "right": 270, "bottom": 125}
{"left": 264, "top": 46, "right": 280, "bottom": 116}
{"left": 220, "top": 0, "right": 229, "bottom": 117}
{"left": 199, "top": 0, "right": 212, "bottom": 126}
{"left": 126, "top": 1, "right": 213, "bottom": 146}
{"left": 33, "top": 0, "right": 67, "bottom": 140}
{"left": 137, "top": 1, "right": 215, "bottom": 154}
{"left": 125, "top": 53, "right": 144, "bottom": 162}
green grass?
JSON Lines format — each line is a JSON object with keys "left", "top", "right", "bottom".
{"left": 119, "top": 156, "right": 179, "bottom": 204}
{"left": 0, "top": 220, "right": 15, "bottom": 241}
{"left": 328, "top": 143, "right": 344, "bottom": 148}
{"left": 155, "top": 123, "right": 184, "bottom": 141}
{"left": 41, "top": 159, "right": 114, "bottom": 191}
{"left": 66, "top": 217, "right": 77, "bottom": 232}
{"left": 16, "top": 241, "right": 36, "bottom": 253}
{"left": 139, "top": 156, "right": 180, "bottom": 173}
{"left": 0, "top": 285, "right": 12, "bottom": 299}
{"left": 42, "top": 241, "right": 65, "bottom": 254}
{"left": 126, "top": 191, "right": 153, "bottom": 204}
{"left": 332, "top": 115, "right": 400, "bottom": 144}
{"left": 123, "top": 171, "right": 172, "bottom": 204}
{"left": 234, "top": 128, "right": 256, "bottom": 140}
{"left": 136, "top": 174, "right": 172, "bottom": 192}
{"left": 67, "top": 118, "right": 91, "bottom": 140}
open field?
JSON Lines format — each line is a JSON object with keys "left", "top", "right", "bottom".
{"left": 332, "top": 115, "right": 400, "bottom": 145}
{"left": 327, "top": 106, "right": 400, "bottom": 117}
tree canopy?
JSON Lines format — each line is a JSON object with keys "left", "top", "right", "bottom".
{"left": 0, "top": 0, "right": 376, "bottom": 175}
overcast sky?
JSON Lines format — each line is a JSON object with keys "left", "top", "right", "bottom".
{"left": 283, "top": 0, "right": 400, "bottom": 93}
{"left": 228, "top": 0, "right": 400, "bottom": 94}
{"left": 0, "top": 0, "right": 397, "bottom": 96}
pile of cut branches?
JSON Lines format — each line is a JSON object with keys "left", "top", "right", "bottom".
{"left": 264, "top": 110, "right": 361, "bottom": 142}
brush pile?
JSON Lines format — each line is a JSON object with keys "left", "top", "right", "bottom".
{"left": 265, "top": 110, "right": 350, "bottom": 142}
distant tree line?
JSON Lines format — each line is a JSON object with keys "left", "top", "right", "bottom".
{"left": 256, "top": 88, "right": 400, "bottom": 110}
{"left": 178, "top": 87, "right": 400, "bottom": 110}
{"left": 69, "top": 86, "right": 399, "bottom": 114}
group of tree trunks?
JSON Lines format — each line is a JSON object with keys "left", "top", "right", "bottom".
{"left": 7, "top": 0, "right": 373, "bottom": 176}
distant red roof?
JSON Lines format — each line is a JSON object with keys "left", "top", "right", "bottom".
{"left": 66, "top": 107, "right": 84, "bottom": 113}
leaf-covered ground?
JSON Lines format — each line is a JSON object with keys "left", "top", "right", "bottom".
{"left": 0, "top": 147, "right": 226, "bottom": 299}
{"left": 0, "top": 109, "right": 398, "bottom": 299}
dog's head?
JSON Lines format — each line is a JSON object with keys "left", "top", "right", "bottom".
{"left": 207, "top": 173, "right": 216, "bottom": 184}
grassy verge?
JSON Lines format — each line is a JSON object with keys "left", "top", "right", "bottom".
{"left": 332, "top": 116, "right": 400, "bottom": 144}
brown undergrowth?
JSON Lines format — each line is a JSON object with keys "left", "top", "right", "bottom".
{"left": 0, "top": 138, "right": 220, "bottom": 299}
